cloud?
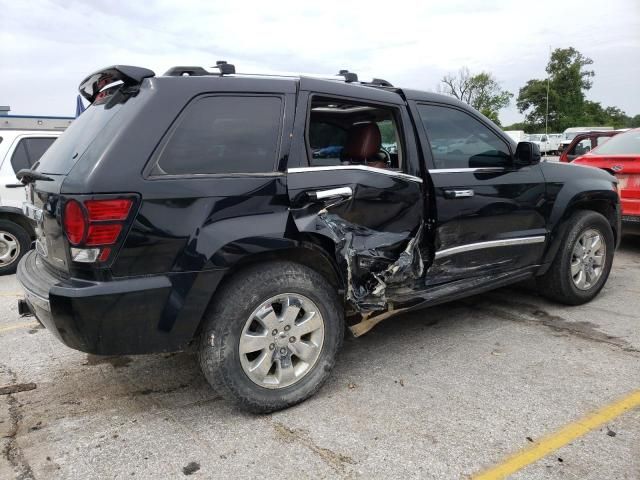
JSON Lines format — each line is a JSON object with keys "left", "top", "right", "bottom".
{"left": 1, "top": 0, "right": 639, "bottom": 125}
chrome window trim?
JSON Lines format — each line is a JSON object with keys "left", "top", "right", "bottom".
{"left": 434, "top": 235, "right": 546, "bottom": 260}
{"left": 287, "top": 165, "right": 423, "bottom": 183}
{"left": 428, "top": 167, "right": 505, "bottom": 174}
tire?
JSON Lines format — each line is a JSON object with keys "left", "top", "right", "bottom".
{"left": 537, "top": 210, "right": 614, "bottom": 305}
{"left": 198, "top": 261, "right": 344, "bottom": 413}
{"left": 0, "top": 220, "right": 31, "bottom": 275}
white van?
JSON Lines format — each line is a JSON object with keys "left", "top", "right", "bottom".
{"left": 0, "top": 115, "right": 72, "bottom": 274}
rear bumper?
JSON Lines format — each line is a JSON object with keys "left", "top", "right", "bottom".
{"left": 17, "top": 250, "right": 225, "bottom": 355}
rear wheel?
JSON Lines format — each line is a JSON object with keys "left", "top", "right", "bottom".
{"left": 0, "top": 220, "right": 31, "bottom": 275}
{"left": 537, "top": 211, "right": 614, "bottom": 305}
{"left": 198, "top": 261, "right": 344, "bottom": 412}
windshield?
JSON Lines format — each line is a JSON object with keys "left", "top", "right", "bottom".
{"left": 591, "top": 129, "right": 640, "bottom": 155}
{"left": 35, "top": 88, "right": 126, "bottom": 174}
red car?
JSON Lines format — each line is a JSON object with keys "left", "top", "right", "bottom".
{"left": 559, "top": 130, "right": 623, "bottom": 163}
{"left": 573, "top": 128, "right": 640, "bottom": 228}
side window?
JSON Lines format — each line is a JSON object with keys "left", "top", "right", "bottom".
{"left": 574, "top": 139, "right": 591, "bottom": 155}
{"left": 154, "top": 96, "right": 283, "bottom": 175}
{"left": 417, "top": 104, "right": 511, "bottom": 169}
{"left": 306, "top": 96, "right": 404, "bottom": 170}
{"left": 596, "top": 136, "right": 611, "bottom": 146}
{"left": 10, "top": 137, "right": 55, "bottom": 173}
{"left": 10, "top": 141, "right": 30, "bottom": 172}
{"left": 309, "top": 122, "right": 347, "bottom": 166}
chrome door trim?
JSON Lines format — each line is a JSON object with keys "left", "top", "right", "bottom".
{"left": 434, "top": 235, "right": 546, "bottom": 260}
{"left": 312, "top": 186, "right": 353, "bottom": 200}
{"left": 428, "top": 167, "right": 505, "bottom": 174}
{"left": 287, "top": 165, "right": 423, "bottom": 183}
{"left": 444, "top": 189, "right": 474, "bottom": 198}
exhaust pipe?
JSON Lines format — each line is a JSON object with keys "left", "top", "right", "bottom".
{"left": 17, "top": 299, "right": 33, "bottom": 317}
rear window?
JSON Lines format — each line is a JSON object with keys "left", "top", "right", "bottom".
{"left": 592, "top": 130, "right": 640, "bottom": 155}
{"left": 35, "top": 89, "right": 126, "bottom": 174}
{"left": 11, "top": 137, "right": 56, "bottom": 172}
{"left": 152, "top": 95, "right": 283, "bottom": 176}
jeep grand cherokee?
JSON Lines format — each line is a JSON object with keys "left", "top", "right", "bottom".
{"left": 17, "top": 63, "right": 621, "bottom": 412}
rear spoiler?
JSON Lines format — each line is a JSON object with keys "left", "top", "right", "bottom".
{"left": 78, "top": 65, "right": 155, "bottom": 103}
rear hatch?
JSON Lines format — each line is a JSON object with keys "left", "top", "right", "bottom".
{"left": 23, "top": 77, "right": 142, "bottom": 276}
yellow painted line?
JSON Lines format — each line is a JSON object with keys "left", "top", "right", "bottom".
{"left": 0, "top": 321, "right": 39, "bottom": 334}
{"left": 473, "top": 389, "right": 640, "bottom": 480}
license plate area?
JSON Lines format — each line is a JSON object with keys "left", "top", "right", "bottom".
{"left": 23, "top": 202, "right": 48, "bottom": 258}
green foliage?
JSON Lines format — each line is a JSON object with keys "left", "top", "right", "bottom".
{"left": 439, "top": 67, "right": 513, "bottom": 126}
{"left": 378, "top": 120, "right": 396, "bottom": 144}
{"left": 516, "top": 47, "right": 636, "bottom": 131}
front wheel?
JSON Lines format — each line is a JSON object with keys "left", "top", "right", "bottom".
{"left": 198, "top": 261, "right": 344, "bottom": 412}
{"left": 537, "top": 210, "right": 614, "bottom": 305}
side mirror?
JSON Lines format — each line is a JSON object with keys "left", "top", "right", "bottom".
{"left": 514, "top": 141, "right": 541, "bottom": 167}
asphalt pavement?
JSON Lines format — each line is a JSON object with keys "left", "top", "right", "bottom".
{"left": 1, "top": 234, "right": 639, "bottom": 479}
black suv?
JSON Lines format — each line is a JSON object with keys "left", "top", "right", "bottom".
{"left": 17, "top": 63, "right": 620, "bottom": 412}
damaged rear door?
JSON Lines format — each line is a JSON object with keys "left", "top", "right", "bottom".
{"left": 286, "top": 80, "right": 427, "bottom": 312}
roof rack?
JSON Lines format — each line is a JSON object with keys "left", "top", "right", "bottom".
{"left": 162, "top": 61, "right": 394, "bottom": 88}
{"left": 164, "top": 60, "right": 236, "bottom": 77}
{"left": 337, "top": 69, "right": 358, "bottom": 83}
{"left": 364, "top": 78, "right": 394, "bottom": 87}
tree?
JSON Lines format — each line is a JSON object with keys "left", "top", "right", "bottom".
{"left": 438, "top": 67, "right": 513, "bottom": 125}
{"left": 517, "top": 47, "right": 595, "bottom": 131}
{"left": 629, "top": 114, "right": 640, "bottom": 128}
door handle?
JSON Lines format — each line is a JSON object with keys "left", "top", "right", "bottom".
{"left": 5, "top": 183, "right": 25, "bottom": 188}
{"left": 307, "top": 186, "right": 353, "bottom": 201}
{"left": 444, "top": 189, "right": 474, "bottom": 199}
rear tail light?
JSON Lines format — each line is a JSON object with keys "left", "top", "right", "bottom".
{"left": 63, "top": 200, "right": 87, "bottom": 245}
{"left": 86, "top": 224, "right": 123, "bottom": 246}
{"left": 63, "top": 197, "right": 134, "bottom": 264}
{"left": 85, "top": 199, "right": 132, "bottom": 221}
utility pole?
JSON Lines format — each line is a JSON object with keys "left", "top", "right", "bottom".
{"left": 545, "top": 46, "right": 551, "bottom": 138}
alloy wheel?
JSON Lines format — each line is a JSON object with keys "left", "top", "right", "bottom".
{"left": 570, "top": 228, "right": 606, "bottom": 290}
{"left": 238, "top": 294, "right": 325, "bottom": 389}
{"left": 0, "top": 231, "right": 20, "bottom": 267}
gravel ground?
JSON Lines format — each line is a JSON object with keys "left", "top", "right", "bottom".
{"left": 1, "top": 235, "right": 639, "bottom": 479}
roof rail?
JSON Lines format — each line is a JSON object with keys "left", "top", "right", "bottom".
{"left": 162, "top": 61, "right": 394, "bottom": 88}
{"left": 366, "top": 78, "right": 394, "bottom": 87}
{"left": 337, "top": 69, "right": 358, "bottom": 83}
{"left": 164, "top": 60, "right": 236, "bottom": 77}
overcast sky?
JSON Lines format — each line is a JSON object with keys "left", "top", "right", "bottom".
{"left": 1, "top": 0, "right": 639, "bottom": 125}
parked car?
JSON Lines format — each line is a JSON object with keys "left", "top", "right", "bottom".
{"left": 525, "top": 133, "right": 561, "bottom": 155}
{"left": 0, "top": 117, "right": 71, "bottom": 274}
{"left": 17, "top": 64, "right": 620, "bottom": 412}
{"left": 559, "top": 130, "right": 624, "bottom": 163}
{"left": 560, "top": 126, "right": 613, "bottom": 152}
{"left": 573, "top": 128, "right": 640, "bottom": 230}
{"left": 503, "top": 130, "right": 526, "bottom": 143}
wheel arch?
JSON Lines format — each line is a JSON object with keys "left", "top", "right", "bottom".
{"left": 538, "top": 191, "right": 619, "bottom": 275}
{"left": 189, "top": 234, "right": 344, "bottom": 342}
{"left": 0, "top": 207, "right": 35, "bottom": 238}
